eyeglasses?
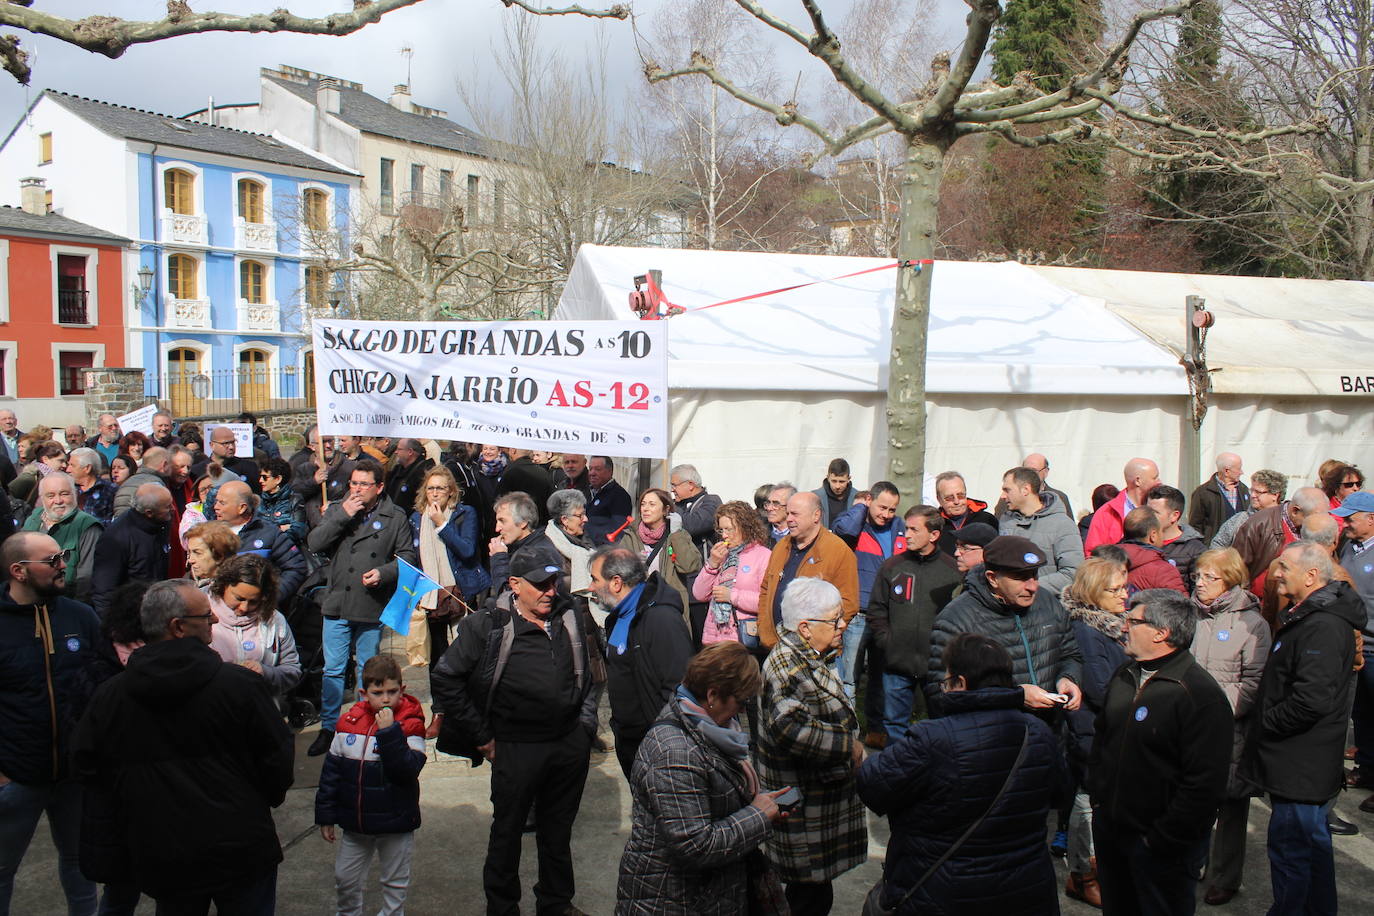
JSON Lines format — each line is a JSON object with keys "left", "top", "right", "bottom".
{"left": 804, "top": 616, "right": 846, "bottom": 629}
{"left": 954, "top": 544, "right": 983, "bottom": 554}
{"left": 1106, "top": 584, "right": 1130, "bottom": 594}
{"left": 1341, "top": 480, "right": 1362, "bottom": 489}
{"left": 258, "top": 473, "right": 272, "bottom": 479}
{"left": 1196, "top": 572, "right": 1224, "bottom": 584}
{"left": 18, "top": 552, "right": 67, "bottom": 569}
{"left": 176, "top": 612, "right": 214, "bottom": 622}
{"left": 425, "top": 485, "right": 450, "bottom": 491}
{"left": 764, "top": 500, "right": 787, "bottom": 508}
{"left": 1251, "top": 488, "right": 1271, "bottom": 496}
{"left": 1124, "top": 615, "right": 1157, "bottom": 628}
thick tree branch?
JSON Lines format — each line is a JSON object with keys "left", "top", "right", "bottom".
{"left": 920, "top": 0, "right": 1000, "bottom": 126}
{"left": 0, "top": 0, "right": 628, "bottom": 83}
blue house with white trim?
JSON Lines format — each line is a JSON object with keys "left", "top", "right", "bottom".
{"left": 0, "top": 90, "right": 360, "bottom": 417}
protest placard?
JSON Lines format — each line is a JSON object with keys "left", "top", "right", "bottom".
{"left": 116, "top": 404, "right": 158, "bottom": 436}
{"left": 204, "top": 422, "right": 253, "bottom": 457}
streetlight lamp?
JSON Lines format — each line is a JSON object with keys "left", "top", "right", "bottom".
{"left": 133, "top": 264, "right": 154, "bottom": 303}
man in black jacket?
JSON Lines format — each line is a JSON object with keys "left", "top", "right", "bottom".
{"left": 496, "top": 447, "right": 553, "bottom": 526}
{"left": 582, "top": 456, "right": 633, "bottom": 546}
{"left": 431, "top": 547, "right": 596, "bottom": 916}
{"left": 0, "top": 532, "right": 101, "bottom": 915}
{"left": 1240, "top": 541, "right": 1363, "bottom": 914}
{"left": 1089, "top": 588, "right": 1232, "bottom": 915}
{"left": 588, "top": 545, "right": 693, "bottom": 778}
{"left": 89, "top": 484, "right": 171, "bottom": 618}
{"left": 384, "top": 438, "right": 433, "bottom": 510}
{"left": 212, "top": 480, "right": 308, "bottom": 603}
{"left": 868, "top": 506, "right": 960, "bottom": 739}
{"left": 72, "top": 580, "right": 293, "bottom": 913}
{"left": 209, "top": 426, "right": 261, "bottom": 494}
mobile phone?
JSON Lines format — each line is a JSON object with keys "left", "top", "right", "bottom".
{"left": 774, "top": 787, "right": 802, "bottom": 811}
{"left": 1046, "top": 693, "right": 1068, "bottom": 705}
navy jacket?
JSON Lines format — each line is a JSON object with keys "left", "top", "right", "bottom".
{"left": 856, "top": 687, "right": 1065, "bottom": 914}
{"left": 0, "top": 588, "right": 101, "bottom": 784}
{"left": 316, "top": 694, "right": 426, "bottom": 834}
{"left": 832, "top": 504, "right": 907, "bottom": 608}
{"left": 234, "top": 517, "right": 308, "bottom": 604}
{"left": 90, "top": 509, "right": 169, "bottom": 617}
{"left": 409, "top": 504, "right": 491, "bottom": 599}
{"left": 256, "top": 482, "right": 307, "bottom": 548}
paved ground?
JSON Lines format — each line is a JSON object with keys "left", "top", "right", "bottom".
{"left": 14, "top": 662, "right": 1374, "bottom": 914}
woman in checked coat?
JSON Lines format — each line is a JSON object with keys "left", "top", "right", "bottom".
{"left": 616, "top": 642, "right": 787, "bottom": 915}
{"left": 757, "top": 577, "right": 868, "bottom": 916}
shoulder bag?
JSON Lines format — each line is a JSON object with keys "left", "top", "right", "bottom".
{"left": 862, "top": 724, "right": 1031, "bottom": 916}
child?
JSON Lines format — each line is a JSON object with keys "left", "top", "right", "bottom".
{"left": 316, "top": 655, "right": 426, "bottom": 916}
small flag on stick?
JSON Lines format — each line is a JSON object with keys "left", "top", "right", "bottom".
{"left": 379, "top": 557, "right": 441, "bottom": 636}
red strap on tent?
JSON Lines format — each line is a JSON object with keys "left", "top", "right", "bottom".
{"left": 681, "top": 259, "right": 931, "bottom": 314}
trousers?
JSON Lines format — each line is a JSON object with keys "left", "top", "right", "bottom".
{"left": 321, "top": 617, "right": 383, "bottom": 728}
{"left": 335, "top": 830, "right": 415, "bottom": 916}
{"left": 0, "top": 778, "right": 96, "bottom": 916}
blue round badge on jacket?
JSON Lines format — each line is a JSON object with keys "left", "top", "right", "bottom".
{"left": 253, "top": 539, "right": 264, "bottom": 549}
{"left": 1274, "top": 641, "right": 1282, "bottom": 651}
{"left": 243, "top": 640, "right": 255, "bottom": 651}
{"left": 1134, "top": 707, "right": 1148, "bottom": 722}
{"left": 66, "top": 637, "right": 80, "bottom": 652}
{"left": 373, "top": 521, "right": 383, "bottom": 529}
{"left": 893, "top": 584, "right": 905, "bottom": 596}
{"left": 1217, "top": 630, "right": 1230, "bottom": 642}
{"left": 345, "top": 734, "right": 356, "bottom": 745}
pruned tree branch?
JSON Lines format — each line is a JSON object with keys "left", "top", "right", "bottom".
{"left": 0, "top": 0, "right": 628, "bottom": 83}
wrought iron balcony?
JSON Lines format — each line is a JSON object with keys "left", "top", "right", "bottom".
{"left": 58, "top": 288, "right": 89, "bottom": 324}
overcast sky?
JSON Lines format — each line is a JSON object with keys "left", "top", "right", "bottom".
{"left": 0, "top": 1, "right": 966, "bottom": 147}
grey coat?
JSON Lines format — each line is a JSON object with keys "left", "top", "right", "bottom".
{"left": 307, "top": 496, "right": 417, "bottom": 624}
{"left": 111, "top": 470, "right": 167, "bottom": 518}
{"left": 1191, "top": 587, "right": 1271, "bottom": 797}
{"left": 616, "top": 694, "right": 770, "bottom": 915}
{"left": 998, "top": 491, "right": 1083, "bottom": 595}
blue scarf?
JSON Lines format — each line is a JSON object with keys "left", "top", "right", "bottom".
{"left": 606, "top": 583, "right": 647, "bottom": 656}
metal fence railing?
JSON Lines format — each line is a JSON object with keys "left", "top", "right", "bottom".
{"left": 143, "top": 366, "right": 314, "bottom": 418}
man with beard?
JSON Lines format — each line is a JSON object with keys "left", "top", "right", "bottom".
{"left": 20, "top": 473, "right": 102, "bottom": 604}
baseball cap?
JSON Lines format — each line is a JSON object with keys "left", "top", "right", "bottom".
{"left": 953, "top": 522, "right": 998, "bottom": 548}
{"left": 983, "top": 535, "right": 1047, "bottom": 572}
{"left": 509, "top": 547, "right": 563, "bottom": 584}
{"left": 1332, "top": 490, "right": 1374, "bottom": 517}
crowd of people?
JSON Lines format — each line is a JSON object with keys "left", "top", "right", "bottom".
{"left": 1, "top": 404, "right": 1370, "bottom": 916}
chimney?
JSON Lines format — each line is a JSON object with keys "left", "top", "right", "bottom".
{"left": 389, "top": 84, "right": 411, "bottom": 111}
{"left": 207, "top": 95, "right": 215, "bottom": 126}
{"left": 20, "top": 177, "right": 45, "bottom": 215}
{"left": 316, "top": 77, "right": 341, "bottom": 114}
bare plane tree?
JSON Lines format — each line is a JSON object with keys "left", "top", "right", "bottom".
{"left": 643, "top": 0, "right": 1326, "bottom": 495}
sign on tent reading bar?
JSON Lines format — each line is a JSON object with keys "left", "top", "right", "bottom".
{"left": 312, "top": 319, "right": 670, "bottom": 460}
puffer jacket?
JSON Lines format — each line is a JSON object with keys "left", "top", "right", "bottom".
{"left": 867, "top": 547, "right": 961, "bottom": 679}
{"left": 256, "top": 482, "right": 307, "bottom": 548}
{"left": 315, "top": 693, "right": 426, "bottom": 834}
{"left": 856, "top": 687, "right": 1065, "bottom": 915}
{"left": 0, "top": 587, "right": 101, "bottom": 784}
{"left": 998, "top": 492, "right": 1083, "bottom": 594}
{"left": 926, "top": 564, "right": 1083, "bottom": 702}
{"left": 616, "top": 693, "right": 770, "bottom": 915}
{"left": 1161, "top": 525, "right": 1207, "bottom": 592}
{"left": 1241, "top": 579, "right": 1364, "bottom": 803}
{"left": 1121, "top": 541, "right": 1186, "bottom": 595}
{"left": 1062, "top": 594, "right": 1126, "bottom": 773}
{"left": 1191, "top": 586, "right": 1270, "bottom": 797}
{"left": 832, "top": 505, "right": 908, "bottom": 607}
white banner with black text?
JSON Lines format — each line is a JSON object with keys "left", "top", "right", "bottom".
{"left": 312, "top": 319, "right": 669, "bottom": 459}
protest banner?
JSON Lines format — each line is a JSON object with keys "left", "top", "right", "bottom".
{"left": 117, "top": 404, "right": 158, "bottom": 436}
{"left": 312, "top": 319, "right": 669, "bottom": 459}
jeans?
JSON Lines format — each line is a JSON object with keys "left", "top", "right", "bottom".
{"left": 321, "top": 617, "right": 383, "bottom": 729}
{"left": 1352, "top": 650, "right": 1374, "bottom": 773}
{"left": 1067, "top": 791, "right": 1095, "bottom": 874}
{"left": 881, "top": 672, "right": 919, "bottom": 740}
{"left": 152, "top": 866, "right": 276, "bottom": 916}
{"left": 1266, "top": 798, "right": 1336, "bottom": 916}
{"left": 838, "top": 613, "right": 885, "bottom": 730}
{"left": 0, "top": 779, "right": 96, "bottom": 916}
{"left": 335, "top": 830, "right": 414, "bottom": 916}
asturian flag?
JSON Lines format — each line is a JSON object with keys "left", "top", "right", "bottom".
{"left": 379, "top": 557, "right": 441, "bottom": 636}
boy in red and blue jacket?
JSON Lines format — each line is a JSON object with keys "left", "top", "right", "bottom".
{"left": 316, "top": 654, "right": 426, "bottom": 915}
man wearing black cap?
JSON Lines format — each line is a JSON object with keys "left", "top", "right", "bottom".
{"left": 952, "top": 522, "right": 998, "bottom": 578}
{"left": 927, "top": 535, "right": 1083, "bottom": 714}
{"left": 431, "top": 546, "right": 597, "bottom": 916}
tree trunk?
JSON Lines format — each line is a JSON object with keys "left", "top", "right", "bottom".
{"left": 886, "top": 136, "right": 945, "bottom": 501}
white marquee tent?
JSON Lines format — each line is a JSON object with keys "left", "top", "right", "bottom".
{"left": 556, "top": 244, "right": 1374, "bottom": 513}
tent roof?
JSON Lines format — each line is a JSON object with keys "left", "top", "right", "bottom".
{"left": 557, "top": 244, "right": 1185, "bottom": 395}
{"left": 1030, "top": 265, "right": 1374, "bottom": 396}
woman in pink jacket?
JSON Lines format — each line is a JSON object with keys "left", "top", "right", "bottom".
{"left": 694, "top": 501, "right": 773, "bottom": 652}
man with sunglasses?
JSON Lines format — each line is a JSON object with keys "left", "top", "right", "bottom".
{"left": 0, "top": 532, "right": 100, "bottom": 915}
{"left": 72, "top": 579, "right": 293, "bottom": 915}
{"left": 1088, "top": 589, "right": 1232, "bottom": 915}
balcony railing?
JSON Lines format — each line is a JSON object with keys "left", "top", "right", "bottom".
{"left": 235, "top": 218, "right": 277, "bottom": 252}
{"left": 167, "top": 295, "right": 211, "bottom": 329}
{"left": 236, "top": 300, "right": 280, "bottom": 332}
{"left": 58, "top": 288, "right": 89, "bottom": 324}
{"left": 144, "top": 365, "right": 315, "bottom": 417}
{"left": 161, "top": 210, "right": 208, "bottom": 245}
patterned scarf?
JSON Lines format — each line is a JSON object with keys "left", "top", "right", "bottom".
{"left": 479, "top": 454, "right": 508, "bottom": 477}
{"left": 710, "top": 543, "right": 744, "bottom": 625}
{"left": 676, "top": 685, "right": 758, "bottom": 796}
{"left": 638, "top": 520, "right": 666, "bottom": 548}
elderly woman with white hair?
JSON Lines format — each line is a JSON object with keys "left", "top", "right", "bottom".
{"left": 756, "top": 577, "right": 867, "bottom": 915}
